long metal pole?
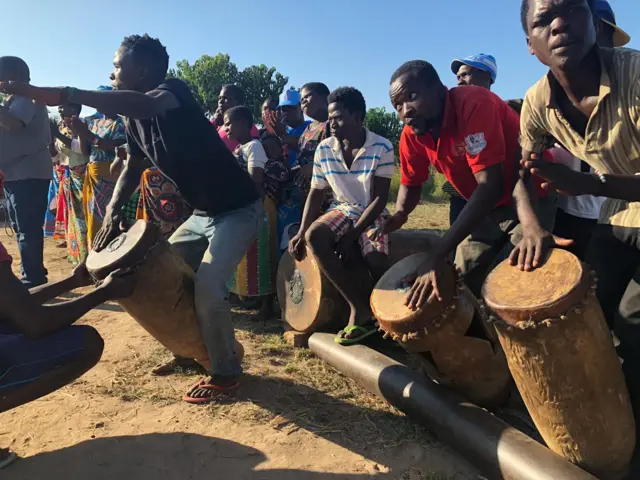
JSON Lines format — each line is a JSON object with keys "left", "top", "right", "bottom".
{"left": 308, "top": 333, "right": 597, "bottom": 480}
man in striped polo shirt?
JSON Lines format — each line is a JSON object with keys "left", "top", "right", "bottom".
{"left": 289, "top": 87, "right": 394, "bottom": 344}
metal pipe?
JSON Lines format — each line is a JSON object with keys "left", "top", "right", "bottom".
{"left": 308, "top": 333, "right": 597, "bottom": 480}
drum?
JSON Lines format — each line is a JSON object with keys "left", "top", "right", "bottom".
{"left": 86, "top": 220, "right": 243, "bottom": 370}
{"left": 482, "top": 249, "right": 635, "bottom": 479}
{"left": 371, "top": 252, "right": 511, "bottom": 408}
{"left": 277, "top": 230, "right": 441, "bottom": 334}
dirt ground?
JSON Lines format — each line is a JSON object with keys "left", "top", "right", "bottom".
{"left": 0, "top": 203, "right": 483, "bottom": 480}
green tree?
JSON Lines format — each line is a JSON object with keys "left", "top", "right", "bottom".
{"left": 168, "top": 54, "right": 288, "bottom": 122}
{"left": 364, "top": 107, "right": 403, "bottom": 154}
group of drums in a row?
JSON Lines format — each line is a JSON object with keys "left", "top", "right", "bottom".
{"left": 87, "top": 222, "right": 634, "bottom": 480}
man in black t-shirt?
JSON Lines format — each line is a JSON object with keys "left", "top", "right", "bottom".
{"left": 0, "top": 34, "right": 262, "bottom": 404}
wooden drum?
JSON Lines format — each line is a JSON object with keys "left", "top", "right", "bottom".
{"left": 277, "top": 230, "right": 441, "bottom": 334}
{"left": 86, "top": 220, "right": 243, "bottom": 370}
{"left": 371, "top": 253, "right": 511, "bottom": 408}
{"left": 482, "top": 249, "right": 635, "bottom": 479}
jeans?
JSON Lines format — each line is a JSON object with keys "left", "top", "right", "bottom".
{"left": 455, "top": 195, "right": 557, "bottom": 296}
{"left": 3, "top": 179, "right": 50, "bottom": 287}
{"left": 169, "top": 200, "right": 263, "bottom": 378}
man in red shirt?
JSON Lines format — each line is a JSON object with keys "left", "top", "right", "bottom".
{"left": 381, "top": 60, "right": 558, "bottom": 305}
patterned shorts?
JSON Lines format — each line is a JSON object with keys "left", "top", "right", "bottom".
{"left": 317, "top": 208, "right": 389, "bottom": 256}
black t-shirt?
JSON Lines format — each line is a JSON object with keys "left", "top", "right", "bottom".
{"left": 125, "top": 78, "right": 259, "bottom": 216}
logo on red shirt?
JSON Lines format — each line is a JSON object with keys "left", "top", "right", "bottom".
{"left": 465, "top": 133, "right": 487, "bottom": 156}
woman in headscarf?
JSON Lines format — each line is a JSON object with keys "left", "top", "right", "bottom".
{"left": 81, "top": 86, "right": 126, "bottom": 249}
{"left": 51, "top": 104, "right": 91, "bottom": 263}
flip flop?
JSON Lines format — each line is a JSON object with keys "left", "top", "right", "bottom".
{"left": 182, "top": 378, "right": 240, "bottom": 405}
{"left": 0, "top": 449, "right": 16, "bottom": 469}
{"left": 334, "top": 324, "right": 378, "bottom": 345}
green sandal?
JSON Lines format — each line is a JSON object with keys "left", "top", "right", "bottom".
{"left": 335, "top": 324, "right": 378, "bottom": 345}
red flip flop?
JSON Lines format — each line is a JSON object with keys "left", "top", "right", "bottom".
{"left": 182, "top": 378, "right": 240, "bottom": 405}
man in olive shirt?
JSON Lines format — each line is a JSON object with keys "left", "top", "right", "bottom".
{"left": 0, "top": 57, "right": 51, "bottom": 287}
{"left": 512, "top": 0, "right": 640, "bottom": 402}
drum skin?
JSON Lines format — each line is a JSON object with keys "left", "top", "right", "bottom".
{"left": 87, "top": 220, "right": 243, "bottom": 370}
{"left": 277, "top": 230, "right": 441, "bottom": 334}
{"left": 482, "top": 249, "right": 635, "bottom": 479}
{"left": 371, "top": 252, "right": 511, "bottom": 408}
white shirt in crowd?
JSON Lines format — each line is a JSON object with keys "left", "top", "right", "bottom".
{"left": 311, "top": 129, "right": 395, "bottom": 216}
{"left": 551, "top": 146, "right": 605, "bottom": 220}
{"left": 236, "top": 139, "right": 268, "bottom": 170}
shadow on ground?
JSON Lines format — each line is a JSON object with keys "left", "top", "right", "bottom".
{"left": 3, "top": 433, "right": 379, "bottom": 480}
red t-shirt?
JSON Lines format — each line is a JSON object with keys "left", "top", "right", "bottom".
{"left": 0, "top": 241, "right": 12, "bottom": 264}
{"left": 400, "top": 86, "right": 549, "bottom": 206}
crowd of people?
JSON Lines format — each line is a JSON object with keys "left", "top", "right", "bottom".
{"left": 0, "top": 0, "right": 639, "bottom": 470}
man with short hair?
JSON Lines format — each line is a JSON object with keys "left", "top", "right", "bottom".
{"left": 0, "top": 56, "right": 51, "bottom": 287}
{"left": 289, "top": 87, "right": 394, "bottom": 344}
{"left": 511, "top": 0, "right": 640, "bottom": 399}
{"left": 381, "top": 60, "right": 558, "bottom": 305}
{"left": 0, "top": 34, "right": 262, "bottom": 404}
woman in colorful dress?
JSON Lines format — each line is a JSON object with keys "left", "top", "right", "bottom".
{"left": 43, "top": 132, "right": 66, "bottom": 241}
{"left": 52, "top": 104, "right": 91, "bottom": 263}
{"left": 81, "top": 86, "right": 126, "bottom": 250}
{"left": 224, "top": 107, "right": 289, "bottom": 320}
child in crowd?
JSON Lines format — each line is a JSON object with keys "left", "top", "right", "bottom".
{"left": 224, "top": 106, "right": 289, "bottom": 321}
{"left": 288, "top": 87, "right": 394, "bottom": 344}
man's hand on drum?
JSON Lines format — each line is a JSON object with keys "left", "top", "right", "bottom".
{"left": 93, "top": 210, "right": 126, "bottom": 252}
{"left": 509, "top": 224, "right": 573, "bottom": 272}
{"left": 289, "top": 233, "right": 307, "bottom": 261}
{"left": 99, "top": 268, "right": 137, "bottom": 299}
{"left": 71, "top": 263, "right": 95, "bottom": 289}
{"left": 371, "top": 211, "right": 408, "bottom": 241}
{"left": 404, "top": 254, "right": 447, "bottom": 310}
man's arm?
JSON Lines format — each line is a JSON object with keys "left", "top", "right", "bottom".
{"left": 435, "top": 164, "right": 504, "bottom": 257}
{"left": 395, "top": 184, "right": 422, "bottom": 217}
{"left": 352, "top": 177, "right": 391, "bottom": 235}
{"left": 299, "top": 188, "right": 325, "bottom": 235}
{"left": 71, "top": 89, "right": 180, "bottom": 120}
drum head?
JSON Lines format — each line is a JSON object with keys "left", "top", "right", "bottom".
{"left": 482, "top": 248, "right": 588, "bottom": 324}
{"left": 86, "top": 220, "right": 160, "bottom": 279}
{"left": 371, "top": 253, "right": 458, "bottom": 336}
{"left": 277, "top": 249, "right": 337, "bottom": 333}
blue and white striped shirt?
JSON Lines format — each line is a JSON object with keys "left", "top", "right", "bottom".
{"left": 311, "top": 129, "right": 395, "bottom": 216}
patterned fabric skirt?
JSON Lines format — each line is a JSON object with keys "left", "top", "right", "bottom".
{"left": 228, "top": 196, "right": 278, "bottom": 297}
{"left": 83, "top": 162, "right": 117, "bottom": 250}
{"left": 136, "top": 168, "right": 191, "bottom": 238}
{"left": 44, "top": 165, "right": 65, "bottom": 238}
{"left": 55, "top": 167, "right": 69, "bottom": 240}
{"left": 66, "top": 165, "right": 88, "bottom": 264}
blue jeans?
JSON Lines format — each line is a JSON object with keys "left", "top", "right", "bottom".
{"left": 169, "top": 200, "right": 263, "bottom": 378}
{"left": 3, "top": 179, "right": 50, "bottom": 287}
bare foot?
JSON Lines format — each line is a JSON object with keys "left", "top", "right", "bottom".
{"left": 341, "top": 306, "right": 374, "bottom": 340}
{"left": 151, "top": 356, "right": 206, "bottom": 376}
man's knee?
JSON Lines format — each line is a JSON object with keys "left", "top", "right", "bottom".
{"left": 305, "top": 223, "right": 333, "bottom": 254}
{"left": 79, "top": 326, "right": 105, "bottom": 367}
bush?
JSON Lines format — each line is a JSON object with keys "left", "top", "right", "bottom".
{"left": 388, "top": 168, "right": 449, "bottom": 203}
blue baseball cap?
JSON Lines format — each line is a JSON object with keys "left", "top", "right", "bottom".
{"left": 97, "top": 85, "right": 113, "bottom": 91}
{"left": 595, "top": 0, "right": 630, "bottom": 47}
{"left": 279, "top": 89, "right": 301, "bottom": 107}
{"left": 450, "top": 54, "right": 498, "bottom": 83}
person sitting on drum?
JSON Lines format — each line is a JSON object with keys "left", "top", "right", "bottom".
{"left": 288, "top": 87, "right": 394, "bottom": 345}
{"left": 0, "top": 240, "right": 134, "bottom": 468}
{"left": 0, "top": 34, "right": 262, "bottom": 404}
{"left": 380, "top": 60, "right": 558, "bottom": 306}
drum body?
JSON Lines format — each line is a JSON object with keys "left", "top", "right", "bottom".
{"left": 371, "top": 253, "right": 511, "bottom": 408}
{"left": 482, "top": 249, "right": 635, "bottom": 479}
{"left": 277, "top": 230, "right": 441, "bottom": 334}
{"left": 87, "top": 220, "right": 242, "bottom": 370}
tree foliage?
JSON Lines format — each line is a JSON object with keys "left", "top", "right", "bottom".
{"left": 168, "top": 53, "right": 288, "bottom": 122}
{"left": 364, "top": 107, "right": 403, "bottom": 154}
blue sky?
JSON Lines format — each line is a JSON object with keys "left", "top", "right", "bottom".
{"left": 2, "top": 0, "right": 638, "bottom": 115}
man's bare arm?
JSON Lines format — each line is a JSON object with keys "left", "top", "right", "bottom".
{"left": 71, "top": 89, "right": 180, "bottom": 119}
